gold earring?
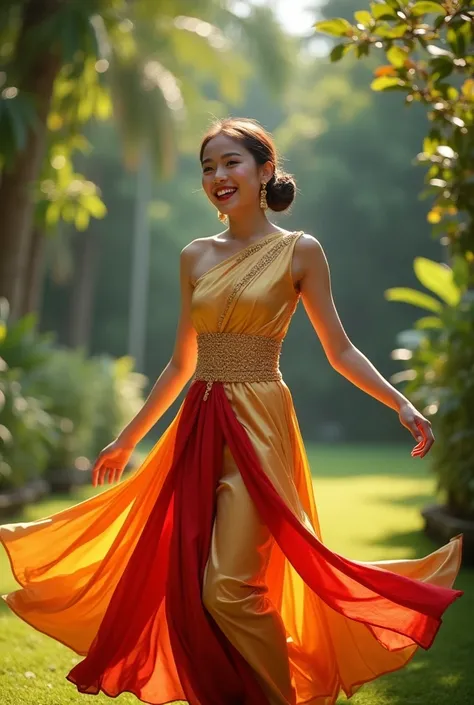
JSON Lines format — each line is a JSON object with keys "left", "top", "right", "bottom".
{"left": 260, "top": 182, "right": 268, "bottom": 210}
{"left": 217, "top": 210, "right": 227, "bottom": 223}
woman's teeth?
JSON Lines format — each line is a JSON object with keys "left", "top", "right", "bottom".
{"left": 216, "top": 188, "right": 237, "bottom": 201}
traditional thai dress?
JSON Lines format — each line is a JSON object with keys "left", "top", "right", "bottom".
{"left": 1, "top": 230, "right": 463, "bottom": 705}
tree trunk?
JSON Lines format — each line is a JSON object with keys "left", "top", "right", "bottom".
{"left": 20, "top": 226, "right": 47, "bottom": 321}
{"left": 68, "top": 232, "right": 100, "bottom": 350}
{"left": 0, "top": 0, "right": 61, "bottom": 321}
{"left": 128, "top": 153, "right": 152, "bottom": 371}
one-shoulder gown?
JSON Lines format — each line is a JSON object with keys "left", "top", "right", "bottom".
{"left": 0, "top": 230, "right": 463, "bottom": 705}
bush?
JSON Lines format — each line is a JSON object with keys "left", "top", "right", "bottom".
{"left": 89, "top": 355, "right": 147, "bottom": 458}
{"left": 0, "top": 299, "right": 147, "bottom": 490}
{"left": 0, "top": 302, "right": 57, "bottom": 491}
{"left": 387, "top": 260, "right": 474, "bottom": 518}
{"left": 25, "top": 347, "right": 102, "bottom": 472}
{"left": 0, "top": 364, "right": 56, "bottom": 491}
{"left": 25, "top": 349, "right": 147, "bottom": 474}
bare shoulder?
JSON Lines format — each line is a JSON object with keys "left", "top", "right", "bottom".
{"left": 294, "top": 232, "right": 324, "bottom": 256}
{"left": 180, "top": 234, "right": 220, "bottom": 265}
{"left": 180, "top": 232, "right": 227, "bottom": 283}
{"left": 292, "top": 233, "right": 326, "bottom": 283}
{"left": 181, "top": 235, "right": 215, "bottom": 258}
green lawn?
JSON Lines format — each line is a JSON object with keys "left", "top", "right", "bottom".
{"left": 0, "top": 443, "right": 472, "bottom": 704}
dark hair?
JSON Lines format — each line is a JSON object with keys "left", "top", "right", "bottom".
{"left": 199, "top": 117, "right": 296, "bottom": 213}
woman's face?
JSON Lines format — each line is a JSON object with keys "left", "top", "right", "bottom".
{"left": 201, "top": 133, "right": 272, "bottom": 217}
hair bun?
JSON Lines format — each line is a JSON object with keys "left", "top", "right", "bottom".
{"left": 266, "top": 172, "right": 296, "bottom": 212}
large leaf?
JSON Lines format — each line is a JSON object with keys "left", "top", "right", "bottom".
{"left": 411, "top": 1, "right": 446, "bottom": 16}
{"left": 384, "top": 287, "right": 443, "bottom": 313}
{"left": 371, "top": 76, "right": 406, "bottom": 91}
{"left": 413, "top": 257, "right": 460, "bottom": 306}
{"left": 386, "top": 46, "right": 408, "bottom": 68}
{"left": 370, "top": 3, "right": 397, "bottom": 19}
{"left": 354, "top": 11, "right": 372, "bottom": 26}
{"left": 414, "top": 316, "right": 444, "bottom": 330}
{"left": 314, "top": 19, "right": 353, "bottom": 37}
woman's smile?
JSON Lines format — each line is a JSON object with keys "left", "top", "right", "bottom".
{"left": 214, "top": 186, "right": 238, "bottom": 202}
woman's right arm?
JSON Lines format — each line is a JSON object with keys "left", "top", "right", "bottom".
{"left": 91, "top": 243, "right": 199, "bottom": 486}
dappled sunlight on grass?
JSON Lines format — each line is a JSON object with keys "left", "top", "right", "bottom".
{"left": 1, "top": 443, "right": 472, "bottom": 705}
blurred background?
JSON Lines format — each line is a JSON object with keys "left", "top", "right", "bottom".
{"left": 0, "top": 0, "right": 444, "bottom": 456}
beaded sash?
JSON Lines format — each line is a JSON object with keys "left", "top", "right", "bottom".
{"left": 193, "top": 333, "right": 283, "bottom": 400}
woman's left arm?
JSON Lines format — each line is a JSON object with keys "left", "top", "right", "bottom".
{"left": 296, "top": 234, "right": 434, "bottom": 458}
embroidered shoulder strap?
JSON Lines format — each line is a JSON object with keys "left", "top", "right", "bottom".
{"left": 217, "top": 231, "right": 302, "bottom": 331}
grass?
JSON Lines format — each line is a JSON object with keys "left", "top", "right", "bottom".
{"left": 0, "top": 442, "right": 472, "bottom": 705}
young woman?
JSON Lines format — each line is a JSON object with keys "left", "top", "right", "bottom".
{"left": 1, "top": 117, "right": 463, "bottom": 705}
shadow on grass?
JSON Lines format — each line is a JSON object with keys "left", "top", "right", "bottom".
{"left": 379, "top": 493, "right": 434, "bottom": 508}
{"left": 368, "top": 527, "right": 434, "bottom": 556}
{"left": 307, "top": 443, "right": 426, "bottom": 479}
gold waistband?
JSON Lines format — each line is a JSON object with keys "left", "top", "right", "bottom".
{"left": 193, "top": 332, "right": 283, "bottom": 400}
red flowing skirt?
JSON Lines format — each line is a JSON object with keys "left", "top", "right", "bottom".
{"left": 65, "top": 381, "right": 463, "bottom": 704}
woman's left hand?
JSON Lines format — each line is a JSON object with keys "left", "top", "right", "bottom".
{"left": 398, "top": 403, "right": 435, "bottom": 458}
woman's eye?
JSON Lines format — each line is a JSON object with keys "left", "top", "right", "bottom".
{"left": 227, "top": 160, "right": 238, "bottom": 166}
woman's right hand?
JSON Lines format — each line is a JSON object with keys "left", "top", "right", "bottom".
{"left": 91, "top": 438, "right": 136, "bottom": 487}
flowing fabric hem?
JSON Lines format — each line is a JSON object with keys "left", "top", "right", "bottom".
{"left": 1, "top": 379, "right": 464, "bottom": 705}
{"left": 64, "top": 675, "right": 185, "bottom": 705}
{"left": 0, "top": 533, "right": 86, "bottom": 657}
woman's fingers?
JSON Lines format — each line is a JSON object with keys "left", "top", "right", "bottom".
{"left": 411, "top": 419, "right": 434, "bottom": 458}
{"left": 91, "top": 456, "right": 105, "bottom": 487}
{"left": 91, "top": 447, "right": 129, "bottom": 487}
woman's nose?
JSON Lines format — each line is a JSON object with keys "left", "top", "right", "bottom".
{"left": 214, "top": 165, "right": 228, "bottom": 179}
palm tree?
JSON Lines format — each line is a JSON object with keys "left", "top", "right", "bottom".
{"left": 0, "top": 0, "right": 292, "bottom": 326}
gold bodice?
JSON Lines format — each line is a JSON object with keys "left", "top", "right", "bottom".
{"left": 191, "top": 230, "right": 303, "bottom": 398}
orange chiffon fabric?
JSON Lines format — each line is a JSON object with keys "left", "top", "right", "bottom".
{"left": 0, "top": 230, "right": 463, "bottom": 705}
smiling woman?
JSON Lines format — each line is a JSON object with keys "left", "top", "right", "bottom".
{"left": 0, "top": 117, "right": 464, "bottom": 705}
{"left": 200, "top": 117, "right": 296, "bottom": 225}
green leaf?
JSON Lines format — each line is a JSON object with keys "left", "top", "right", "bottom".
{"left": 330, "top": 44, "right": 348, "bottom": 62}
{"left": 384, "top": 287, "right": 443, "bottom": 313}
{"left": 414, "top": 316, "right": 444, "bottom": 330}
{"left": 371, "top": 76, "right": 406, "bottom": 90}
{"left": 74, "top": 207, "right": 90, "bottom": 231}
{"left": 430, "top": 56, "right": 454, "bottom": 80}
{"left": 374, "top": 23, "right": 409, "bottom": 38}
{"left": 411, "top": 1, "right": 446, "bottom": 15}
{"left": 62, "top": 203, "right": 76, "bottom": 223}
{"left": 371, "top": 3, "right": 397, "bottom": 19}
{"left": 81, "top": 194, "right": 107, "bottom": 218}
{"left": 314, "top": 18, "right": 353, "bottom": 37}
{"left": 387, "top": 45, "right": 408, "bottom": 67}
{"left": 413, "top": 257, "right": 460, "bottom": 306}
{"left": 356, "top": 42, "right": 370, "bottom": 57}
{"left": 354, "top": 10, "right": 372, "bottom": 26}
{"left": 451, "top": 254, "right": 470, "bottom": 290}
{"left": 423, "top": 136, "right": 438, "bottom": 155}
{"left": 45, "top": 202, "right": 61, "bottom": 227}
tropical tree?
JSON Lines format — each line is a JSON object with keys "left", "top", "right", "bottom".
{"left": 315, "top": 0, "right": 474, "bottom": 519}
{"left": 0, "top": 0, "right": 290, "bottom": 321}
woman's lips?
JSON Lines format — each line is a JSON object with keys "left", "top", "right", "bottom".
{"left": 215, "top": 188, "right": 238, "bottom": 202}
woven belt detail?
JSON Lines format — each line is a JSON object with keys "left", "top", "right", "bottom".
{"left": 193, "top": 332, "right": 283, "bottom": 400}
